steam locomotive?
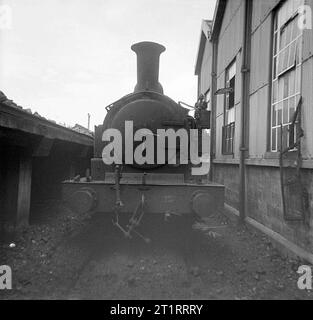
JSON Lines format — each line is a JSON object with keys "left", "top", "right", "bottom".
{"left": 63, "top": 42, "right": 224, "bottom": 241}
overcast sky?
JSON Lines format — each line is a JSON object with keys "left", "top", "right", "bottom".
{"left": 0, "top": 0, "right": 216, "bottom": 129}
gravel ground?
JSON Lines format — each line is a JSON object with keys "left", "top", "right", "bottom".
{"left": 1, "top": 202, "right": 313, "bottom": 300}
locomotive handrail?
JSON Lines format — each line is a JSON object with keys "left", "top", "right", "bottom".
{"left": 178, "top": 101, "right": 196, "bottom": 110}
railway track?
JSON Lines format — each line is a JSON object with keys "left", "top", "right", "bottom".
{"left": 1, "top": 205, "right": 313, "bottom": 300}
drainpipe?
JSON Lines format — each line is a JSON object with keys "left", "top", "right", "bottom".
{"left": 239, "top": 0, "right": 252, "bottom": 221}
{"left": 209, "top": 37, "right": 218, "bottom": 181}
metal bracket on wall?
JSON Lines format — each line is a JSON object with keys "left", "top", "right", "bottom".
{"left": 279, "top": 97, "right": 308, "bottom": 223}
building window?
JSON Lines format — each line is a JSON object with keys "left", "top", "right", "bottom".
{"left": 271, "top": 0, "right": 303, "bottom": 152}
{"left": 222, "top": 122, "right": 235, "bottom": 155}
{"left": 222, "top": 60, "right": 236, "bottom": 155}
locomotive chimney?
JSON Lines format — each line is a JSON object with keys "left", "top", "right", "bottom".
{"left": 131, "top": 41, "right": 166, "bottom": 94}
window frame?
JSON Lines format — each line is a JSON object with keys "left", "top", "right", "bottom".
{"left": 222, "top": 122, "right": 235, "bottom": 155}
{"left": 270, "top": 0, "right": 303, "bottom": 153}
{"left": 224, "top": 59, "right": 236, "bottom": 126}
{"left": 222, "top": 59, "right": 236, "bottom": 155}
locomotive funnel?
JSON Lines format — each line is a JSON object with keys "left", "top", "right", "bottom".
{"left": 131, "top": 41, "right": 166, "bottom": 94}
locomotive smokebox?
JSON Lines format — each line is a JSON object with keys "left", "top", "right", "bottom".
{"left": 131, "top": 41, "right": 165, "bottom": 94}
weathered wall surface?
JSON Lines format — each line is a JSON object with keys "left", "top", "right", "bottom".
{"left": 245, "top": 0, "right": 313, "bottom": 254}
{"left": 249, "top": 12, "right": 272, "bottom": 158}
{"left": 217, "top": 0, "right": 244, "bottom": 72}
{"left": 213, "top": 163, "right": 240, "bottom": 210}
{"left": 251, "top": 0, "right": 280, "bottom": 33}
{"left": 246, "top": 165, "right": 313, "bottom": 252}
{"left": 199, "top": 38, "right": 212, "bottom": 95}
{"left": 249, "top": 0, "right": 313, "bottom": 160}
{"left": 215, "top": 0, "right": 244, "bottom": 160}
{"left": 205, "top": 0, "right": 313, "bottom": 255}
{"left": 301, "top": 0, "right": 313, "bottom": 160}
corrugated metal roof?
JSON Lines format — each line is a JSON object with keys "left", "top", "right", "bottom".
{"left": 0, "top": 91, "right": 94, "bottom": 141}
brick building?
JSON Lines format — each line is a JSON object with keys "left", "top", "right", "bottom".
{"left": 195, "top": 0, "right": 313, "bottom": 261}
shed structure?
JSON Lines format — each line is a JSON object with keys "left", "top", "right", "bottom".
{"left": 195, "top": 0, "right": 313, "bottom": 261}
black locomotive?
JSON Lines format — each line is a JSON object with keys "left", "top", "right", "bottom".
{"left": 63, "top": 42, "right": 224, "bottom": 240}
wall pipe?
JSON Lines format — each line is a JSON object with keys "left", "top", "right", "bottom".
{"left": 239, "top": 0, "right": 252, "bottom": 221}
{"left": 209, "top": 37, "right": 218, "bottom": 181}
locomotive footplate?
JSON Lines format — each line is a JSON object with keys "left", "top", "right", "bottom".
{"left": 62, "top": 173, "right": 225, "bottom": 219}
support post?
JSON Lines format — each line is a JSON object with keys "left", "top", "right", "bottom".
{"left": 16, "top": 151, "right": 32, "bottom": 228}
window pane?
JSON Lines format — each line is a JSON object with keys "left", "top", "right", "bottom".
{"left": 277, "top": 103, "right": 283, "bottom": 125}
{"left": 283, "top": 100, "right": 289, "bottom": 123}
{"left": 272, "top": 80, "right": 278, "bottom": 103}
{"left": 289, "top": 97, "right": 295, "bottom": 122}
{"left": 229, "top": 62, "right": 236, "bottom": 79}
{"left": 229, "top": 77, "right": 235, "bottom": 108}
{"left": 227, "top": 108, "right": 235, "bottom": 124}
{"left": 289, "top": 71, "right": 295, "bottom": 95}
{"left": 283, "top": 75, "right": 289, "bottom": 99}
{"left": 278, "top": 51, "right": 283, "bottom": 74}
{"left": 282, "top": 125, "right": 288, "bottom": 150}
{"left": 271, "top": 0, "right": 303, "bottom": 152}
{"left": 277, "top": 126, "right": 282, "bottom": 151}
{"left": 278, "top": 79, "right": 284, "bottom": 101}
{"left": 222, "top": 123, "right": 235, "bottom": 154}
{"left": 288, "top": 41, "right": 296, "bottom": 67}
{"left": 285, "top": 23, "right": 292, "bottom": 45}
{"left": 295, "top": 66, "right": 301, "bottom": 92}
{"left": 272, "top": 128, "right": 277, "bottom": 151}
{"left": 272, "top": 104, "right": 277, "bottom": 126}
{"left": 283, "top": 47, "right": 289, "bottom": 70}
